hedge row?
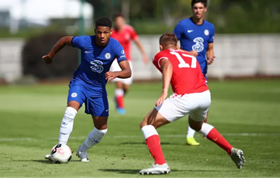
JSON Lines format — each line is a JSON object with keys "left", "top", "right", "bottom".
{"left": 22, "top": 32, "right": 79, "bottom": 79}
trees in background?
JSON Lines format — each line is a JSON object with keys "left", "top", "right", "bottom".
{"left": 86, "top": 0, "right": 280, "bottom": 34}
{"left": 18, "top": 0, "right": 279, "bottom": 81}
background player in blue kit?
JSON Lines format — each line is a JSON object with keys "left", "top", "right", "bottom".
{"left": 174, "top": 0, "right": 215, "bottom": 146}
{"left": 42, "top": 17, "right": 131, "bottom": 162}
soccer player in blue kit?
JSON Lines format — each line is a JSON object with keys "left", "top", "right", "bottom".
{"left": 42, "top": 17, "right": 131, "bottom": 162}
{"left": 174, "top": 0, "right": 215, "bottom": 146}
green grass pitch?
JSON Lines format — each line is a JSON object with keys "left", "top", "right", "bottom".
{"left": 0, "top": 79, "right": 280, "bottom": 178}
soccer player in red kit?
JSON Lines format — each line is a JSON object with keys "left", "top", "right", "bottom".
{"left": 110, "top": 13, "right": 148, "bottom": 114}
{"left": 174, "top": 0, "right": 216, "bottom": 146}
{"left": 138, "top": 32, "right": 245, "bottom": 175}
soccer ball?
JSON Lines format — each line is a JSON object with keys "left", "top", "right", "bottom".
{"left": 49, "top": 144, "right": 72, "bottom": 164}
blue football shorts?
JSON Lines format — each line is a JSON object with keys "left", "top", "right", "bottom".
{"left": 67, "top": 81, "right": 109, "bottom": 117}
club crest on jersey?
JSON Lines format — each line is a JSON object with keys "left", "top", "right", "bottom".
{"left": 105, "top": 53, "right": 111, "bottom": 59}
{"left": 204, "top": 29, "right": 209, "bottom": 36}
{"left": 121, "top": 50, "right": 125, "bottom": 54}
{"left": 71, "top": 93, "right": 77, "bottom": 98}
{"left": 125, "top": 34, "right": 130, "bottom": 40}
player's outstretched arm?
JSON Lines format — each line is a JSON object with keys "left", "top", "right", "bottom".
{"left": 134, "top": 39, "right": 149, "bottom": 64}
{"left": 42, "top": 36, "right": 74, "bottom": 64}
{"left": 156, "top": 58, "right": 173, "bottom": 107}
{"left": 105, "top": 60, "right": 131, "bottom": 81}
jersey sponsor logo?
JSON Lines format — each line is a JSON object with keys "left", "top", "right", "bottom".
{"left": 105, "top": 53, "right": 111, "bottom": 59}
{"left": 192, "top": 37, "right": 204, "bottom": 52}
{"left": 71, "top": 92, "right": 78, "bottom": 98}
{"left": 85, "top": 51, "right": 91, "bottom": 53}
{"left": 90, "top": 60, "right": 104, "bottom": 73}
{"left": 204, "top": 29, "right": 209, "bottom": 36}
{"left": 187, "top": 30, "right": 193, "bottom": 33}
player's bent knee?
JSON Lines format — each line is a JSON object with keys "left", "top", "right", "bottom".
{"left": 140, "top": 120, "right": 147, "bottom": 129}
{"left": 188, "top": 117, "right": 203, "bottom": 132}
{"left": 67, "top": 101, "right": 80, "bottom": 111}
{"left": 95, "top": 124, "right": 108, "bottom": 130}
{"left": 64, "top": 107, "right": 77, "bottom": 119}
{"left": 92, "top": 116, "right": 108, "bottom": 130}
{"left": 96, "top": 128, "right": 108, "bottom": 136}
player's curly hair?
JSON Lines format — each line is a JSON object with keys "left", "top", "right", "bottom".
{"left": 95, "top": 17, "right": 112, "bottom": 28}
{"left": 159, "top": 32, "right": 178, "bottom": 46}
{"left": 191, "top": 0, "right": 207, "bottom": 7}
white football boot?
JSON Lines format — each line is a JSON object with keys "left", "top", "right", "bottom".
{"left": 45, "top": 154, "right": 52, "bottom": 160}
{"left": 230, "top": 148, "right": 246, "bottom": 169}
{"left": 139, "top": 163, "right": 170, "bottom": 175}
{"left": 76, "top": 145, "right": 89, "bottom": 162}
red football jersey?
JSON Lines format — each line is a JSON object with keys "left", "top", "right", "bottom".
{"left": 153, "top": 49, "right": 208, "bottom": 94}
{"left": 111, "top": 25, "right": 138, "bottom": 61}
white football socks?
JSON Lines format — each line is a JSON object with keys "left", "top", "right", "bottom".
{"left": 58, "top": 107, "right": 77, "bottom": 144}
{"left": 141, "top": 125, "right": 158, "bottom": 139}
{"left": 115, "top": 88, "right": 124, "bottom": 97}
{"left": 186, "top": 124, "right": 196, "bottom": 138}
{"left": 199, "top": 123, "right": 214, "bottom": 137}
{"left": 80, "top": 128, "right": 108, "bottom": 152}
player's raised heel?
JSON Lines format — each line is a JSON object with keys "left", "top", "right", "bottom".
{"left": 230, "top": 148, "right": 246, "bottom": 169}
{"left": 116, "top": 108, "right": 126, "bottom": 115}
{"left": 186, "top": 137, "right": 200, "bottom": 146}
{"left": 139, "top": 163, "right": 170, "bottom": 175}
{"left": 76, "top": 146, "right": 89, "bottom": 162}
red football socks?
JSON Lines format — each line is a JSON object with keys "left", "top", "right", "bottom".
{"left": 146, "top": 135, "right": 166, "bottom": 165}
{"left": 115, "top": 89, "right": 124, "bottom": 108}
{"left": 116, "top": 95, "right": 124, "bottom": 108}
{"left": 207, "top": 128, "right": 233, "bottom": 155}
{"left": 142, "top": 125, "right": 166, "bottom": 164}
{"left": 200, "top": 123, "right": 233, "bottom": 155}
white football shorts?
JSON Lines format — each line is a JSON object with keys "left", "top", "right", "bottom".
{"left": 110, "top": 59, "right": 133, "bottom": 85}
{"left": 155, "top": 90, "right": 211, "bottom": 122}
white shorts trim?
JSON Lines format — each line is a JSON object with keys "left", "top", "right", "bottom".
{"left": 110, "top": 60, "right": 133, "bottom": 85}
{"left": 155, "top": 90, "right": 211, "bottom": 122}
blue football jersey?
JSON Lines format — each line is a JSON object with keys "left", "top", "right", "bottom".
{"left": 173, "top": 18, "right": 215, "bottom": 74}
{"left": 71, "top": 35, "right": 127, "bottom": 94}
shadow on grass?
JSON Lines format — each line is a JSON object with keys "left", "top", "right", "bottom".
{"left": 32, "top": 159, "right": 81, "bottom": 164}
{"left": 13, "top": 159, "right": 81, "bottom": 164}
{"left": 99, "top": 169, "right": 233, "bottom": 175}
{"left": 120, "top": 142, "right": 183, "bottom": 145}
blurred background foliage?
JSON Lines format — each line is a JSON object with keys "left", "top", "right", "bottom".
{"left": 0, "top": 0, "right": 279, "bottom": 38}
{"left": 83, "top": 0, "right": 280, "bottom": 34}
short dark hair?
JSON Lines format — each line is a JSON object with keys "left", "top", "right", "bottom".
{"left": 159, "top": 32, "right": 178, "bottom": 46}
{"left": 113, "top": 13, "right": 125, "bottom": 20}
{"left": 95, "top": 17, "right": 112, "bottom": 28}
{"left": 191, "top": 0, "right": 207, "bottom": 7}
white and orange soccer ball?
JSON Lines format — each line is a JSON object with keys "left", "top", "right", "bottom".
{"left": 49, "top": 144, "right": 72, "bottom": 164}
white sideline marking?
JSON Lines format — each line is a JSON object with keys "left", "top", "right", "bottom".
{"left": 109, "top": 133, "right": 280, "bottom": 139}
{"left": 0, "top": 138, "right": 33, "bottom": 141}
{"left": 0, "top": 133, "right": 279, "bottom": 142}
